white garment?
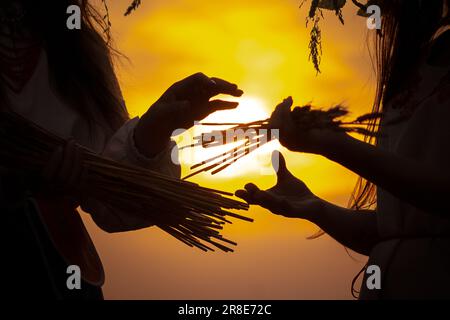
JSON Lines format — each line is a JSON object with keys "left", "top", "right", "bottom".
{"left": 3, "top": 50, "right": 181, "bottom": 233}
{"left": 360, "top": 56, "right": 450, "bottom": 299}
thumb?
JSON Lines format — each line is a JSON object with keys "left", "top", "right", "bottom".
{"left": 272, "top": 151, "right": 292, "bottom": 182}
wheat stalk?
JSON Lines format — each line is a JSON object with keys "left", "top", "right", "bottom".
{"left": 0, "top": 111, "right": 251, "bottom": 252}
{"left": 182, "top": 105, "right": 382, "bottom": 178}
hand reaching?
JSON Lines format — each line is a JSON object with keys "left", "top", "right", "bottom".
{"left": 269, "top": 97, "right": 346, "bottom": 156}
{"left": 135, "top": 72, "right": 244, "bottom": 157}
{"left": 235, "top": 151, "right": 323, "bottom": 219}
{"left": 158, "top": 72, "right": 244, "bottom": 127}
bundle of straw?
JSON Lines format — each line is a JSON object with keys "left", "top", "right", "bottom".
{"left": 182, "top": 105, "right": 382, "bottom": 179}
{"left": 0, "top": 111, "right": 251, "bottom": 252}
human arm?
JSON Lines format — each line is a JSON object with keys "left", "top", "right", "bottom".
{"left": 236, "top": 151, "right": 379, "bottom": 255}
{"left": 271, "top": 95, "right": 450, "bottom": 215}
{"left": 134, "top": 72, "right": 243, "bottom": 157}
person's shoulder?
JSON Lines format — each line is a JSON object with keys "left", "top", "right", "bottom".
{"left": 427, "top": 28, "right": 450, "bottom": 67}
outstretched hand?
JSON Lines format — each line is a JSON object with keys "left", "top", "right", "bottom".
{"left": 269, "top": 97, "right": 346, "bottom": 156}
{"left": 135, "top": 72, "right": 244, "bottom": 157}
{"left": 158, "top": 72, "right": 244, "bottom": 126}
{"left": 235, "top": 151, "right": 323, "bottom": 219}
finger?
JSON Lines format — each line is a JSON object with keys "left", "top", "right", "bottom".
{"left": 283, "top": 96, "right": 293, "bottom": 110}
{"left": 244, "top": 183, "right": 261, "bottom": 195}
{"left": 270, "top": 97, "right": 293, "bottom": 129}
{"left": 209, "top": 77, "right": 244, "bottom": 97}
{"left": 277, "top": 99, "right": 297, "bottom": 147}
{"left": 274, "top": 97, "right": 293, "bottom": 115}
{"left": 180, "top": 72, "right": 211, "bottom": 87}
{"left": 236, "top": 188, "right": 277, "bottom": 209}
{"left": 58, "top": 139, "right": 76, "bottom": 183}
{"left": 187, "top": 73, "right": 215, "bottom": 93}
{"left": 235, "top": 190, "right": 247, "bottom": 198}
{"left": 208, "top": 100, "right": 239, "bottom": 112}
{"left": 166, "top": 73, "right": 213, "bottom": 100}
{"left": 42, "top": 147, "right": 63, "bottom": 182}
{"left": 271, "top": 151, "right": 294, "bottom": 182}
{"left": 235, "top": 190, "right": 257, "bottom": 204}
{"left": 279, "top": 97, "right": 293, "bottom": 122}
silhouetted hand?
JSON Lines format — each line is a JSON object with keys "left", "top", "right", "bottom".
{"left": 158, "top": 72, "right": 244, "bottom": 126}
{"left": 135, "top": 72, "right": 244, "bottom": 157}
{"left": 235, "top": 151, "right": 323, "bottom": 219}
{"left": 269, "top": 97, "right": 347, "bottom": 156}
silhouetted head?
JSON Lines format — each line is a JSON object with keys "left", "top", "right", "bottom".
{"left": 0, "top": 0, "right": 128, "bottom": 131}
{"left": 350, "top": 0, "right": 449, "bottom": 211}
{"left": 373, "top": 0, "right": 449, "bottom": 106}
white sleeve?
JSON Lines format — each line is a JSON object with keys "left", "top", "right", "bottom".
{"left": 102, "top": 116, "right": 181, "bottom": 177}
{"left": 81, "top": 117, "right": 181, "bottom": 233}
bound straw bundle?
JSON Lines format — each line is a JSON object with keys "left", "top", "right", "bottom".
{"left": 182, "top": 105, "right": 382, "bottom": 179}
{"left": 0, "top": 111, "right": 251, "bottom": 252}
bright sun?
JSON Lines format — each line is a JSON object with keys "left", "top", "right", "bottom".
{"left": 177, "top": 96, "right": 281, "bottom": 179}
{"left": 204, "top": 96, "right": 270, "bottom": 123}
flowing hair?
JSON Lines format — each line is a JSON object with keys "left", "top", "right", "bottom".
{"left": 348, "top": 0, "right": 449, "bottom": 298}
{"left": 0, "top": 0, "right": 129, "bottom": 132}
{"left": 349, "top": 0, "right": 449, "bottom": 212}
{"left": 301, "top": 0, "right": 449, "bottom": 297}
{"left": 307, "top": 0, "right": 448, "bottom": 242}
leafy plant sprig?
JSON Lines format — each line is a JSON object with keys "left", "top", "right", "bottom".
{"left": 300, "top": 0, "right": 375, "bottom": 73}
{"left": 124, "top": 0, "right": 142, "bottom": 16}
{"left": 301, "top": 0, "right": 347, "bottom": 74}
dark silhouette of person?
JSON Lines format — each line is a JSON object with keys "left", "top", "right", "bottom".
{"left": 237, "top": 0, "right": 450, "bottom": 299}
{"left": 0, "top": 0, "right": 243, "bottom": 299}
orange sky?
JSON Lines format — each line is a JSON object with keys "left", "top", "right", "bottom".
{"left": 83, "top": 0, "right": 377, "bottom": 299}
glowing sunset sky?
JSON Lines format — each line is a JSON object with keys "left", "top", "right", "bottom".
{"left": 84, "top": 0, "right": 377, "bottom": 299}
